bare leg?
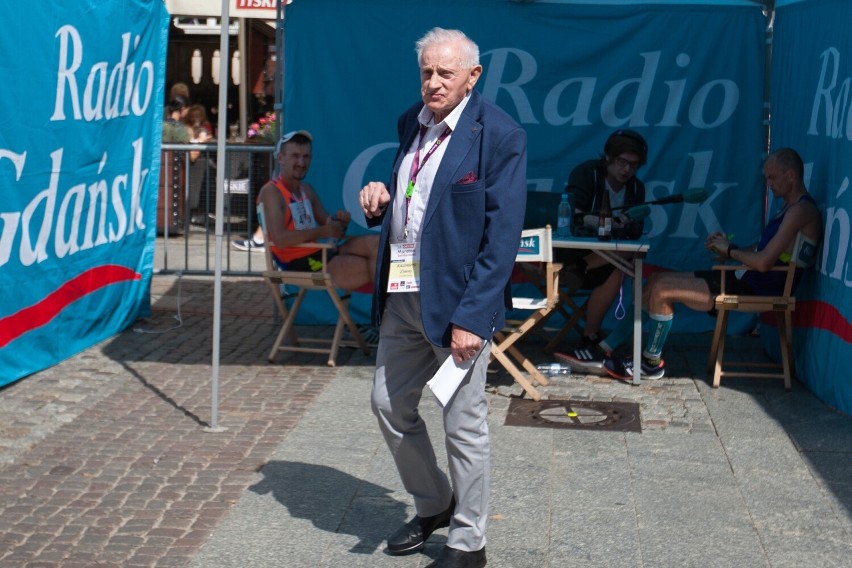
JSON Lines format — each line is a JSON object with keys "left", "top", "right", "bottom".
{"left": 644, "top": 272, "right": 714, "bottom": 315}
{"left": 328, "top": 234, "right": 379, "bottom": 291}
{"left": 580, "top": 250, "right": 634, "bottom": 337}
{"left": 338, "top": 235, "right": 379, "bottom": 277}
{"left": 602, "top": 272, "right": 715, "bottom": 361}
{"left": 583, "top": 269, "right": 622, "bottom": 337}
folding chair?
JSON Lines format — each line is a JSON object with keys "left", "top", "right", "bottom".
{"left": 707, "top": 232, "right": 819, "bottom": 391}
{"left": 520, "top": 191, "right": 588, "bottom": 351}
{"left": 258, "top": 204, "right": 370, "bottom": 367}
{"left": 542, "top": 284, "right": 589, "bottom": 353}
{"left": 491, "top": 226, "right": 562, "bottom": 401}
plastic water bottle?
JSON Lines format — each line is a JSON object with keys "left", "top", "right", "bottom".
{"left": 536, "top": 362, "right": 572, "bottom": 376}
{"left": 597, "top": 192, "right": 612, "bottom": 241}
{"left": 556, "top": 193, "right": 572, "bottom": 237}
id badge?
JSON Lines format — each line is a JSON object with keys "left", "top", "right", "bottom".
{"left": 388, "top": 241, "right": 421, "bottom": 293}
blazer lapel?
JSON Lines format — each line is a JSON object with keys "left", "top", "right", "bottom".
{"left": 422, "top": 94, "right": 483, "bottom": 229}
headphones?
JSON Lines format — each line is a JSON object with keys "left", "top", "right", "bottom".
{"left": 604, "top": 129, "right": 648, "bottom": 160}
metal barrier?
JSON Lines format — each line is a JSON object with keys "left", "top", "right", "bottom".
{"left": 156, "top": 142, "right": 276, "bottom": 275}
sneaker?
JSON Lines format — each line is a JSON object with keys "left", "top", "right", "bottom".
{"left": 232, "top": 237, "right": 265, "bottom": 252}
{"left": 554, "top": 336, "right": 607, "bottom": 370}
{"left": 603, "top": 356, "right": 665, "bottom": 381}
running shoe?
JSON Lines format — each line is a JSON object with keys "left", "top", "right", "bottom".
{"left": 554, "top": 336, "right": 607, "bottom": 370}
{"left": 232, "top": 237, "right": 265, "bottom": 252}
{"left": 603, "top": 356, "right": 665, "bottom": 381}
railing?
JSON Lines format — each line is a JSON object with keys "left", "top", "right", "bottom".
{"left": 156, "top": 142, "right": 275, "bottom": 275}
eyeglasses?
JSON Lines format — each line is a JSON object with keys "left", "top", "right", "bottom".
{"left": 614, "top": 155, "right": 641, "bottom": 171}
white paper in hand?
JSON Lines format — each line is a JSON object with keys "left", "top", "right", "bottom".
{"left": 426, "top": 344, "right": 486, "bottom": 407}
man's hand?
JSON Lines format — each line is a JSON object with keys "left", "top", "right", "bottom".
{"left": 451, "top": 325, "right": 484, "bottom": 364}
{"left": 333, "top": 210, "right": 352, "bottom": 225}
{"left": 360, "top": 182, "right": 390, "bottom": 219}
{"left": 324, "top": 218, "right": 346, "bottom": 240}
{"left": 706, "top": 231, "right": 731, "bottom": 259}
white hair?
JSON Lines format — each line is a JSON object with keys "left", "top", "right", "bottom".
{"left": 415, "top": 27, "right": 480, "bottom": 68}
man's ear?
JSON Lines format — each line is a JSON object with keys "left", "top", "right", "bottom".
{"left": 467, "top": 65, "right": 483, "bottom": 90}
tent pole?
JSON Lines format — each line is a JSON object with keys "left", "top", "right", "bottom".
{"left": 238, "top": 17, "right": 248, "bottom": 139}
{"left": 275, "top": 1, "right": 285, "bottom": 138}
{"left": 205, "top": 0, "right": 232, "bottom": 434}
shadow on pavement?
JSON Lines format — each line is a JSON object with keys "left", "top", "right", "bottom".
{"left": 715, "top": 375, "right": 852, "bottom": 518}
{"left": 102, "top": 275, "right": 376, "bottom": 368}
{"left": 250, "top": 460, "right": 408, "bottom": 554}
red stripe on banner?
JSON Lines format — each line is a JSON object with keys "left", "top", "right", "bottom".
{"left": 0, "top": 265, "right": 141, "bottom": 349}
{"left": 760, "top": 300, "right": 852, "bottom": 342}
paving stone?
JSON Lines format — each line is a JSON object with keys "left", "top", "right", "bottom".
{"left": 1, "top": 272, "right": 850, "bottom": 567}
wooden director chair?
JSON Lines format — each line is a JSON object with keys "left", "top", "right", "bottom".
{"left": 707, "top": 232, "right": 819, "bottom": 391}
{"left": 520, "top": 192, "right": 587, "bottom": 351}
{"left": 258, "top": 204, "right": 370, "bottom": 367}
{"left": 491, "top": 226, "right": 562, "bottom": 401}
{"left": 542, "top": 284, "right": 589, "bottom": 354}
{"left": 513, "top": 266, "right": 588, "bottom": 354}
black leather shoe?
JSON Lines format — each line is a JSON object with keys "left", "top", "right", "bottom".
{"left": 386, "top": 497, "right": 455, "bottom": 555}
{"left": 425, "top": 545, "right": 487, "bottom": 568}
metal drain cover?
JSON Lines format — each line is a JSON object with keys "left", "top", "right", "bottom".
{"left": 505, "top": 398, "right": 641, "bottom": 432}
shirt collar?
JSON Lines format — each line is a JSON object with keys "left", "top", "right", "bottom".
{"left": 417, "top": 91, "right": 473, "bottom": 132}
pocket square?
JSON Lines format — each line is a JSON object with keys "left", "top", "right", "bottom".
{"left": 456, "top": 171, "right": 478, "bottom": 184}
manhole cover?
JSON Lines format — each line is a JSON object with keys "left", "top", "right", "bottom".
{"left": 505, "top": 398, "right": 641, "bottom": 432}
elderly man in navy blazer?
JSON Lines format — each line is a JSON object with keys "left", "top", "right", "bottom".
{"left": 359, "top": 27, "right": 527, "bottom": 568}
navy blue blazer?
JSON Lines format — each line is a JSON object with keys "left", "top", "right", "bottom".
{"left": 369, "top": 90, "right": 527, "bottom": 347}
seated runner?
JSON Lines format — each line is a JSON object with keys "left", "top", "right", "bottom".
{"left": 257, "top": 130, "right": 378, "bottom": 291}
{"left": 565, "top": 147, "right": 822, "bottom": 380}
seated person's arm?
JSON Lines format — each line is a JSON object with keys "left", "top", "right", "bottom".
{"left": 566, "top": 166, "right": 599, "bottom": 229}
{"left": 305, "top": 184, "right": 351, "bottom": 232}
{"left": 707, "top": 200, "right": 821, "bottom": 271}
{"left": 258, "top": 184, "right": 344, "bottom": 248}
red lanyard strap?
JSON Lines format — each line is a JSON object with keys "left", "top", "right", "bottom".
{"left": 406, "top": 125, "right": 452, "bottom": 199}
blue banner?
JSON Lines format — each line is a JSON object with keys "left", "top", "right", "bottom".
{"left": 771, "top": 0, "right": 852, "bottom": 414}
{"left": 0, "top": 1, "right": 169, "bottom": 385}
{"left": 283, "top": 0, "right": 767, "bottom": 331}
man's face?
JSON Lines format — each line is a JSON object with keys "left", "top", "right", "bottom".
{"left": 419, "top": 41, "right": 482, "bottom": 122}
{"left": 278, "top": 142, "right": 312, "bottom": 181}
{"left": 605, "top": 152, "right": 642, "bottom": 188}
{"left": 763, "top": 160, "right": 791, "bottom": 197}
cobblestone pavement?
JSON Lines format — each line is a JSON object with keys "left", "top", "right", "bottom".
{"left": 1, "top": 274, "right": 848, "bottom": 567}
{"left": 0, "top": 275, "right": 349, "bottom": 567}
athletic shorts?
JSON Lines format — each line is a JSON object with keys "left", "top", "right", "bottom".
{"left": 554, "top": 248, "right": 617, "bottom": 290}
{"left": 694, "top": 269, "right": 755, "bottom": 296}
{"left": 274, "top": 250, "right": 337, "bottom": 272}
{"left": 694, "top": 269, "right": 755, "bottom": 316}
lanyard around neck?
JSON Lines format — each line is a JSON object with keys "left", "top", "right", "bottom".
{"left": 406, "top": 125, "right": 452, "bottom": 199}
{"left": 402, "top": 124, "right": 452, "bottom": 240}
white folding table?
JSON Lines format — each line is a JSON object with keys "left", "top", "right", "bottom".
{"left": 551, "top": 236, "right": 650, "bottom": 385}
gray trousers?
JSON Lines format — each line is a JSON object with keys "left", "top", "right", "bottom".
{"left": 371, "top": 292, "right": 491, "bottom": 552}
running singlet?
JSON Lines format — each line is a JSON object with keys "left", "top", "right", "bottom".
{"left": 740, "top": 194, "right": 816, "bottom": 295}
{"left": 264, "top": 178, "right": 320, "bottom": 265}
